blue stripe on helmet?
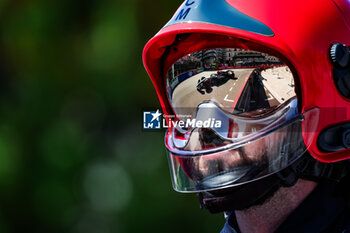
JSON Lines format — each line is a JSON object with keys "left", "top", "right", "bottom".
{"left": 164, "top": 0, "right": 274, "bottom": 37}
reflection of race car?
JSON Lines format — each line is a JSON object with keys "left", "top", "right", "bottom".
{"left": 197, "top": 70, "right": 236, "bottom": 94}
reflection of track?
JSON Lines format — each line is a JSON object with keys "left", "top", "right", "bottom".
{"left": 172, "top": 69, "right": 254, "bottom": 116}
{"left": 261, "top": 66, "right": 295, "bottom": 104}
{"left": 171, "top": 66, "right": 293, "bottom": 118}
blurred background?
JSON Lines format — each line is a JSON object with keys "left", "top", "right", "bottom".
{"left": 0, "top": 0, "right": 224, "bottom": 232}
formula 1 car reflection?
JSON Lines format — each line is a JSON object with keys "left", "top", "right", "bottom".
{"left": 197, "top": 70, "right": 237, "bottom": 95}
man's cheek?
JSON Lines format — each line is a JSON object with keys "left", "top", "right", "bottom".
{"left": 241, "top": 139, "right": 268, "bottom": 161}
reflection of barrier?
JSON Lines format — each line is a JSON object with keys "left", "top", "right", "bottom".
{"left": 178, "top": 70, "right": 197, "bottom": 83}
{"left": 171, "top": 69, "right": 205, "bottom": 94}
{"left": 170, "top": 77, "right": 179, "bottom": 90}
{"left": 215, "top": 64, "right": 285, "bottom": 70}
{"left": 196, "top": 68, "right": 204, "bottom": 73}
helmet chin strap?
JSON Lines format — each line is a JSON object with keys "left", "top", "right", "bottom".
{"left": 198, "top": 172, "right": 283, "bottom": 212}
{"left": 198, "top": 153, "right": 349, "bottom": 213}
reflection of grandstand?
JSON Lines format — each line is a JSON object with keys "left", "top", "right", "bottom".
{"left": 192, "top": 48, "right": 283, "bottom": 67}
{"left": 173, "top": 55, "right": 201, "bottom": 75}
{"left": 223, "top": 49, "right": 282, "bottom": 66}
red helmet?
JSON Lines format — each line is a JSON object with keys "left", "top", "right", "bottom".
{"left": 143, "top": 0, "right": 350, "bottom": 194}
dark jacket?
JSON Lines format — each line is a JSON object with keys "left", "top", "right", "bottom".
{"left": 221, "top": 181, "right": 350, "bottom": 233}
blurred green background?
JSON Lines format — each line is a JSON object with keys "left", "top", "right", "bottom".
{"left": 0, "top": 0, "right": 224, "bottom": 232}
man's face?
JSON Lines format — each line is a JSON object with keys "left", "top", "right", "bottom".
{"left": 181, "top": 127, "right": 286, "bottom": 184}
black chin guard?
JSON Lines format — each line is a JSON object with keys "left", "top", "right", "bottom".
{"left": 198, "top": 153, "right": 349, "bottom": 213}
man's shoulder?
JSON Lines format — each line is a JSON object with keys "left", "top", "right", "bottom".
{"left": 220, "top": 181, "right": 350, "bottom": 233}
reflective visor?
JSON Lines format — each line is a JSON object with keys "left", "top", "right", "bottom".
{"left": 167, "top": 48, "right": 295, "bottom": 117}
{"left": 164, "top": 48, "right": 319, "bottom": 192}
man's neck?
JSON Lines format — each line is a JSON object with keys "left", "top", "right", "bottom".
{"left": 235, "top": 179, "right": 317, "bottom": 233}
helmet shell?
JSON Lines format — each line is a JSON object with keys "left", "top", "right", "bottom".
{"left": 143, "top": 0, "right": 350, "bottom": 162}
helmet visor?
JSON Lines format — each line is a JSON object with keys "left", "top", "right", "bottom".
{"left": 164, "top": 48, "right": 319, "bottom": 192}
{"left": 167, "top": 48, "right": 295, "bottom": 117}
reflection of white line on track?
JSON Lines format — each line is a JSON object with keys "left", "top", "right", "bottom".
{"left": 264, "top": 87, "right": 274, "bottom": 100}
{"left": 266, "top": 94, "right": 274, "bottom": 101}
{"left": 224, "top": 95, "right": 234, "bottom": 102}
{"left": 262, "top": 81, "right": 282, "bottom": 103}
